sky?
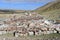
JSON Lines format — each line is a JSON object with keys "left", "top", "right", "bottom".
{"left": 0, "top": 0, "right": 54, "bottom": 10}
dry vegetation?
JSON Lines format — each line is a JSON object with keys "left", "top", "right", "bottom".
{"left": 0, "top": 33, "right": 60, "bottom": 40}
{"left": 33, "top": 1, "right": 60, "bottom": 20}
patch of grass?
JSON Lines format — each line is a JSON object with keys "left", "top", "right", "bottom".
{"left": 39, "top": 9, "right": 60, "bottom": 20}
{"left": 0, "top": 33, "right": 60, "bottom": 39}
{"left": 0, "top": 33, "right": 13, "bottom": 37}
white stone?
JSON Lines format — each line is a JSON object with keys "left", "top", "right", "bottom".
{"left": 15, "top": 33, "right": 19, "bottom": 37}
{"left": 46, "top": 31, "right": 51, "bottom": 34}
{"left": 54, "top": 30, "right": 57, "bottom": 33}
{"left": 28, "top": 32, "right": 34, "bottom": 35}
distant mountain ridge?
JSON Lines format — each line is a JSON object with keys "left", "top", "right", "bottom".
{"left": 0, "top": 9, "right": 26, "bottom": 14}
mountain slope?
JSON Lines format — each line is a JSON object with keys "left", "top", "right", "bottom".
{"left": 35, "top": 1, "right": 60, "bottom": 13}
{"left": 34, "top": 1, "right": 60, "bottom": 20}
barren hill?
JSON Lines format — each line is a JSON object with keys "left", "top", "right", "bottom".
{"left": 33, "top": 1, "right": 60, "bottom": 20}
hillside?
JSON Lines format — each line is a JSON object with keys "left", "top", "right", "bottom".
{"left": 0, "top": 1, "right": 60, "bottom": 20}
{"left": 0, "top": 9, "right": 26, "bottom": 18}
{"left": 33, "top": 1, "right": 60, "bottom": 20}
{"left": 35, "top": 1, "right": 60, "bottom": 13}
{"left": 0, "top": 9, "right": 26, "bottom": 14}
